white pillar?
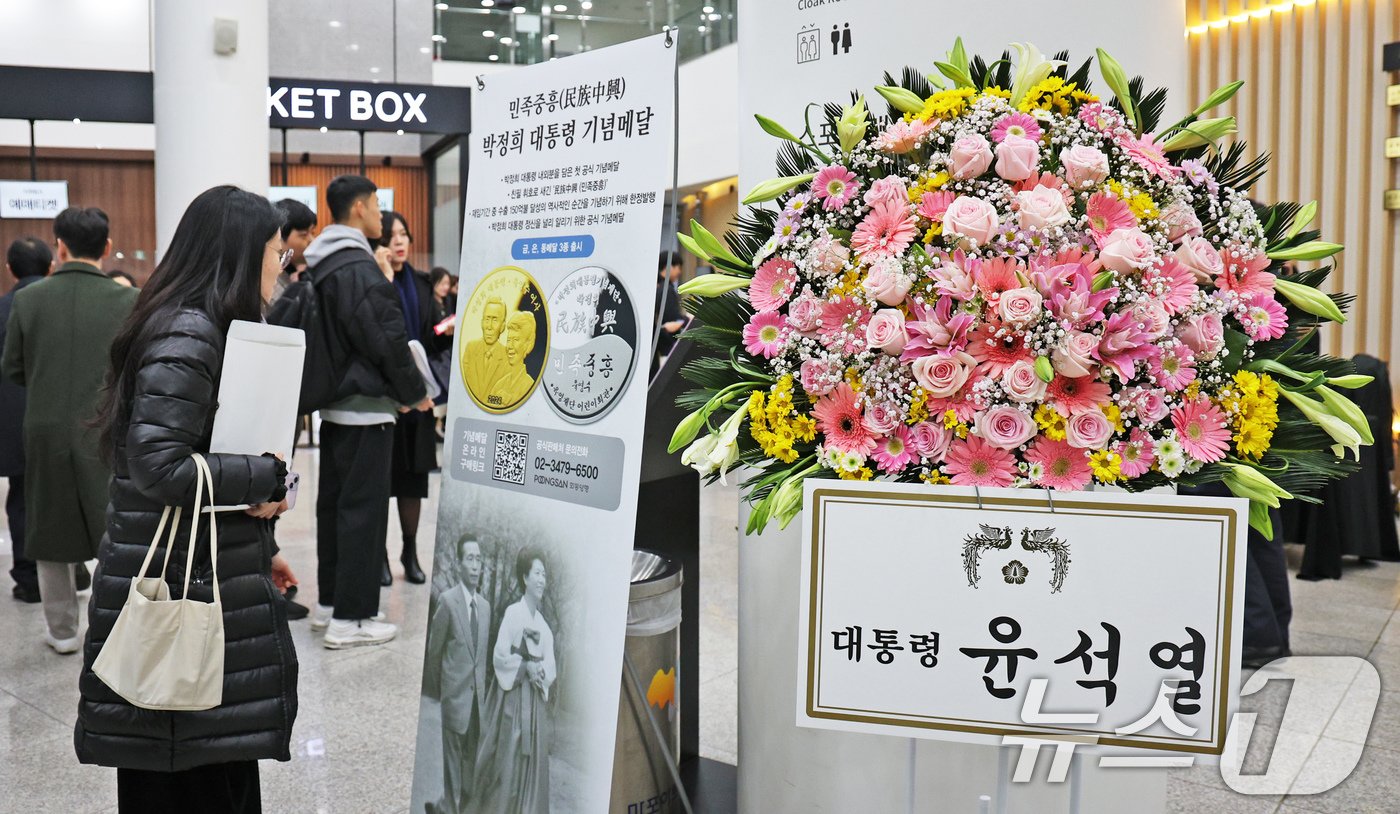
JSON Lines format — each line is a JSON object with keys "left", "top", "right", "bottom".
{"left": 153, "top": 0, "right": 269, "bottom": 255}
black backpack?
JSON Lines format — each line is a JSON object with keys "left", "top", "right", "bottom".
{"left": 267, "top": 250, "right": 358, "bottom": 414}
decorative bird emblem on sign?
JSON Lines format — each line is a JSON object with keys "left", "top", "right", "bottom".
{"left": 962, "top": 525, "right": 1072, "bottom": 593}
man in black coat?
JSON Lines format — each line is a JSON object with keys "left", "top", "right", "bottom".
{"left": 0, "top": 237, "right": 51, "bottom": 603}
{"left": 303, "top": 175, "right": 430, "bottom": 650}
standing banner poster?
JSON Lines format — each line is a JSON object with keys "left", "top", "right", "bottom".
{"left": 411, "top": 32, "right": 676, "bottom": 814}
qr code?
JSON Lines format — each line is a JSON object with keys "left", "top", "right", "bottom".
{"left": 492, "top": 430, "right": 529, "bottom": 485}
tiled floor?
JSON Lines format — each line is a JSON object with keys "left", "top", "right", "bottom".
{"left": 0, "top": 454, "right": 1397, "bottom": 812}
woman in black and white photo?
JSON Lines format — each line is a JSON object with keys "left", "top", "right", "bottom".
{"left": 476, "top": 547, "right": 556, "bottom": 814}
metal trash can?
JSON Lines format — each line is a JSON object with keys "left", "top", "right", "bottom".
{"left": 610, "top": 549, "right": 683, "bottom": 813}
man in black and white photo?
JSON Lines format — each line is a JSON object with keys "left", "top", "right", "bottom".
{"left": 423, "top": 538, "right": 492, "bottom": 814}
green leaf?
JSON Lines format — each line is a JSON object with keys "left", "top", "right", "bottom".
{"left": 1221, "top": 328, "right": 1249, "bottom": 374}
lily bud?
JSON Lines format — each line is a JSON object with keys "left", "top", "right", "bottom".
{"left": 1192, "top": 80, "right": 1245, "bottom": 116}
{"left": 1091, "top": 271, "right": 1116, "bottom": 293}
{"left": 874, "top": 85, "right": 927, "bottom": 116}
{"left": 677, "top": 273, "right": 750, "bottom": 298}
{"left": 769, "top": 475, "right": 806, "bottom": 531}
{"left": 1095, "top": 48, "right": 1137, "bottom": 129}
{"left": 1316, "top": 385, "right": 1374, "bottom": 446}
{"left": 1249, "top": 501, "right": 1274, "bottom": 539}
{"left": 1324, "top": 374, "right": 1374, "bottom": 390}
{"left": 678, "top": 232, "right": 709, "bottom": 262}
{"left": 1034, "top": 356, "right": 1055, "bottom": 383}
{"left": 742, "top": 173, "right": 815, "bottom": 205}
{"left": 1272, "top": 278, "right": 1347, "bottom": 324}
{"left": 1281, "top": 200, "right": 1317, "bottom": 243}
{"left": 669, "top": 407, "right": 709, "bottom": 454}
{"left": 837, "top": 95, "right": 869, "bottom": 154}
{"left": 1220, "top": 461, "right": 1291, "bottom": 509}
{"left": 754, "top": 114, "right": 802, "bottom": 144}
{"left": 1160, "top": 117, "right": 1237, "bottom": 152}
{"left": 1267, "top": 241, "right": 1345, "bottom": 262}
{"left": 690, "top": 219, "right": 744, "bottom": 267}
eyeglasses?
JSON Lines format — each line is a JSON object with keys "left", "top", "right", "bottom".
{"left": 279, "top": 248, "right": 295, "bottom": 269}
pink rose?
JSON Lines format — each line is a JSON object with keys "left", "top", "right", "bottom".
{"left": 1177, "top": 312, "right": 1225, "bottom": 356}
{"left": 1160, "top": 199, "right": 1204, "bottom": 242}
{"left": 944, "top": 196, "right": 1000, "bottom": 247}
{"left": 1060, "top": 145, "right": 1110, "bottom": 188}
{"left": 994, "top": 135, "right": 1040, "bottom": 182}
{"left": 947, "top": 134, "right": 994, "bottom": 180}
{"left": 1174, "top": 236, "right": 1224, "bottom": 284}
{"left": 800, "top": 358, "right": 837, "bottom": 397}
{"left": 1098, "top": 228, "right": 1157, "bottom": 275}
{"left": 1132, "top": 301, "right": 1171, "bottom": 339}
{"left": 998, "top": 286, "right": 1043, "bottom": 328}
{"left": 807, "top": 233, "right": 850, "bottom": 278}
{"left": 866, "top": 308, "right": 908, "bottom": 356}
{"left": 1065, "top": 410, "right": 1114, "bottom": 449}
{"left": 787, "top": 290, "right": 822, "bottom": 332}
{"left": 1052, "top": 331, "right": 1099, "bottom": 378}
{"left": 909, "top": 421, "right": 952, "bottom": 462}
{"left": 1125, "top": 387, "right": 1170, "bottom": 424}
{"left": 1015, "top": 186, "right": 1072, "bottom": 231}
{"left": 976, "top": 405, "right": 1037, "bottom": 450}
{"left": 862, "top": 257, "right": 913, "bottom": 306}
{"left": 864, "top": 176, "right": 909, "bottom": 207}
{"left": 863, "top": 402, "right": 903, "bottom": 436}
{"left": 1003, "top": 359, "right": 1048, "bottom": 403}
{"left": 911, "top": 351, "right": 975, "bottom": 398}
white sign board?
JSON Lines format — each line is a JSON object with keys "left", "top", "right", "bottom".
{"left": 798, "top": 482, "right": 1246, "bottom": 756}
{"left": 0, "top": 180, "right": 68, "bottom": 219}
{"left": 411, "top": 32, "right": 676, "bottom": 814}
{"left": 376, "top": 187, "right": 395, "bottom": 214}
{"left": 267, "top": 185, "right": 317, "bottom": 214}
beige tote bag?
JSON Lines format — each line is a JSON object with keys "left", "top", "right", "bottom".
{"left": 94, "top": 454, "right": 225, "bottom": 711}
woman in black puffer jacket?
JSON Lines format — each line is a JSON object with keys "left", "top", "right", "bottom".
{"left": 76, "top": 186, "right": 299, "bottom": 814}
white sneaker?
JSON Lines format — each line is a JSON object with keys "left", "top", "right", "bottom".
{"left": 324, "top": 618, "right": 398, "bottom": 650}
{"left": 44, "top": 632, "right": 80, "bottom": 655}
{"left": 310, "top": 604, "right": 334, "bottom": 631}
{"left": 311, "top": 605, "right": 385, "bottom": 632}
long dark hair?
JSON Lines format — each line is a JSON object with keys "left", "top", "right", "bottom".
{"left": 95, "top": 185, "right": 283, "bottom": 454}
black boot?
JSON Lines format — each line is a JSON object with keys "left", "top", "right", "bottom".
{"left": 401, "top": 544, "right": 426, "bottom": 585}
{"left": 381, "top": 554, "right": 393, "bottom": 587}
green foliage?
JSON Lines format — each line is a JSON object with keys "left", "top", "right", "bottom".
{"left": 1206, "top": 142, "right": 1271, "bottom": 192}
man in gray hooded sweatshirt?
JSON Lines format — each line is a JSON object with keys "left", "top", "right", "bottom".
{"left": 302, "top": 174, "right": 431, "bottom": 649}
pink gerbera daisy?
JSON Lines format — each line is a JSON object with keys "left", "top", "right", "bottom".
{"left": 968, "top": 327, "right": 1032, "bottom": 377}
{"left": 818, "top": 296, "right": 872, "bottom": 355}
{"left": 748, "top": 257, "right": 797, "bottom": 312}
{"left": 872, "top": 425, "right": 915, "bottom": 473}
{"left": 873, "top": 118, "right": 937, "bottom": 153}
{"left": 1144, "top": 256, "right": 1198, "bottom": 316}
{"left": 851, "top": 199, "right": 918, "bottom": 260}
{"left": 743, "top": 311, "right": 789, "bottom": 359}
{"left": 991, "top": 112, "right": 1044, "bottom": 144}
{"left": 1117, "top": 429, "right": 1157, "bottom": 478}
{"left": 943, "top": 435, "right": 1018, "bottom": 487}
{"left": 917, "top": 190, "right": 956, "bottom": 222}
{"left": 813, "top": 383, "right": 876, "bottom": 455}
{"left": 1085, "top": 193, "right": 1137, "bottom": 243}
{"left": 1241, "top": 294, "right": 1289, "bottom": 341}
{"left": 1121, "top": 133, "right": 1177, "bottom": 178}
{"left": 1216, "top": 251, "right": 1277, "bottom": 300}
{"left": 812, "top": 165, "right": 861, "bottom": 211}
{"left": 971, "top": 256, "right": 1024, "bottom": 304}
{"left": 1025, "top": 437, "right": 1093, "bottom": 490}
{"left": 1171, "top": 397, "right": 1231, "bottom": 463}
{"left": 1152, "top": 343, "right": 1197, "bottom": 392}
{"left": 1047, "top": 375, "right": 1112, "bottom": 417}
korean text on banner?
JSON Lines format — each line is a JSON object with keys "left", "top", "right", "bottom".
{"left": 798, "top": 481, "right": 1247, "bottom": 755}
{"left": 410, "top": 32, "right": 676, "bottom": 814}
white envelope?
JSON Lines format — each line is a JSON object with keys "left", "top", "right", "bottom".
{"left": 208, "top": 320, "right": 307, "bottom": 510}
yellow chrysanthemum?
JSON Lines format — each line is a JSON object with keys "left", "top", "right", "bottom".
{"left": 748, "top": 376, "right": 816, "bottom": 464}
{"left": 1089, "top": 450, "right": 1124, "bottom": 482}
{"left": 981, "top": 86, "right": 1012, "bottom": 100}
{"left": 1034, "top": 404, "right": 1067, "bottom": 441}
{"left": 1101, "top": 403, "right": 1125, "bottom": 434}
{"left": 1018, "top": 76, "right": 1076, "bottom": 115}
{"left": 1228, "top": 371, "right": 1280, "bottom": 459}
{"left": 1070, "top": 89, "right": 1100, "bottom": 105}
{"left": 942, "top": 409, "right": 969, "bottom": 438}
{"left": 1233, "top": 422, "right": 1272, "bottom": 460}
{"left": 922, "top": 224, "right": 943, "bottom": 242}
{"left": 838, "top": 466, "right": 875, "bottom": 481}
{"left": 1127, "top": 192, "right": 1158, "bottom": 221}
{"left": 920, "top": 468, "right": 952, "bottom": 485}
{"left": 917, "top": 87, "right": 977, "bottom": 121}
{"left": 907, "top": 388, "right": 930, "bottom": 425}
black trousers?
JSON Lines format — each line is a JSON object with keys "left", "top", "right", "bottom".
{"left": 7, "top": 475, "right": 35, "bottom": 591}
{"left": 117, "top": 761, "right": 260, "bottom": 814}
{"left": 1245, "top": 506, "right": 1292, "bottom": 651}
{"left": 317, "top": 421, "right": 393, "bottom": 620}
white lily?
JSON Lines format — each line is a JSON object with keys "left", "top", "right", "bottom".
{"left": 1282, "top": 390, "right": 1363, "bottom": 460}
{"left": 705, "top": 403, "right": 750, "bottom": 485}
{"left": 1009, "top": 42, "right": 1065, "bottom": 108}
{"left": 680, "top": 432, "right": 720, "bottom": 476}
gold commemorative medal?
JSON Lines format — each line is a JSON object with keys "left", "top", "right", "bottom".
{"left": 460, "top": 265, "right": 550, "bottom": 413}
{"left": 542, "top": 266, "right": 638, "bottom": 423}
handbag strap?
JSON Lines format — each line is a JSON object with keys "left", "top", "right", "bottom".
{"left": 183, "top": 453, "right": 222, "bottom": 606}
{"left": 133, "top": 505, "right": 184, "bottom": 582}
